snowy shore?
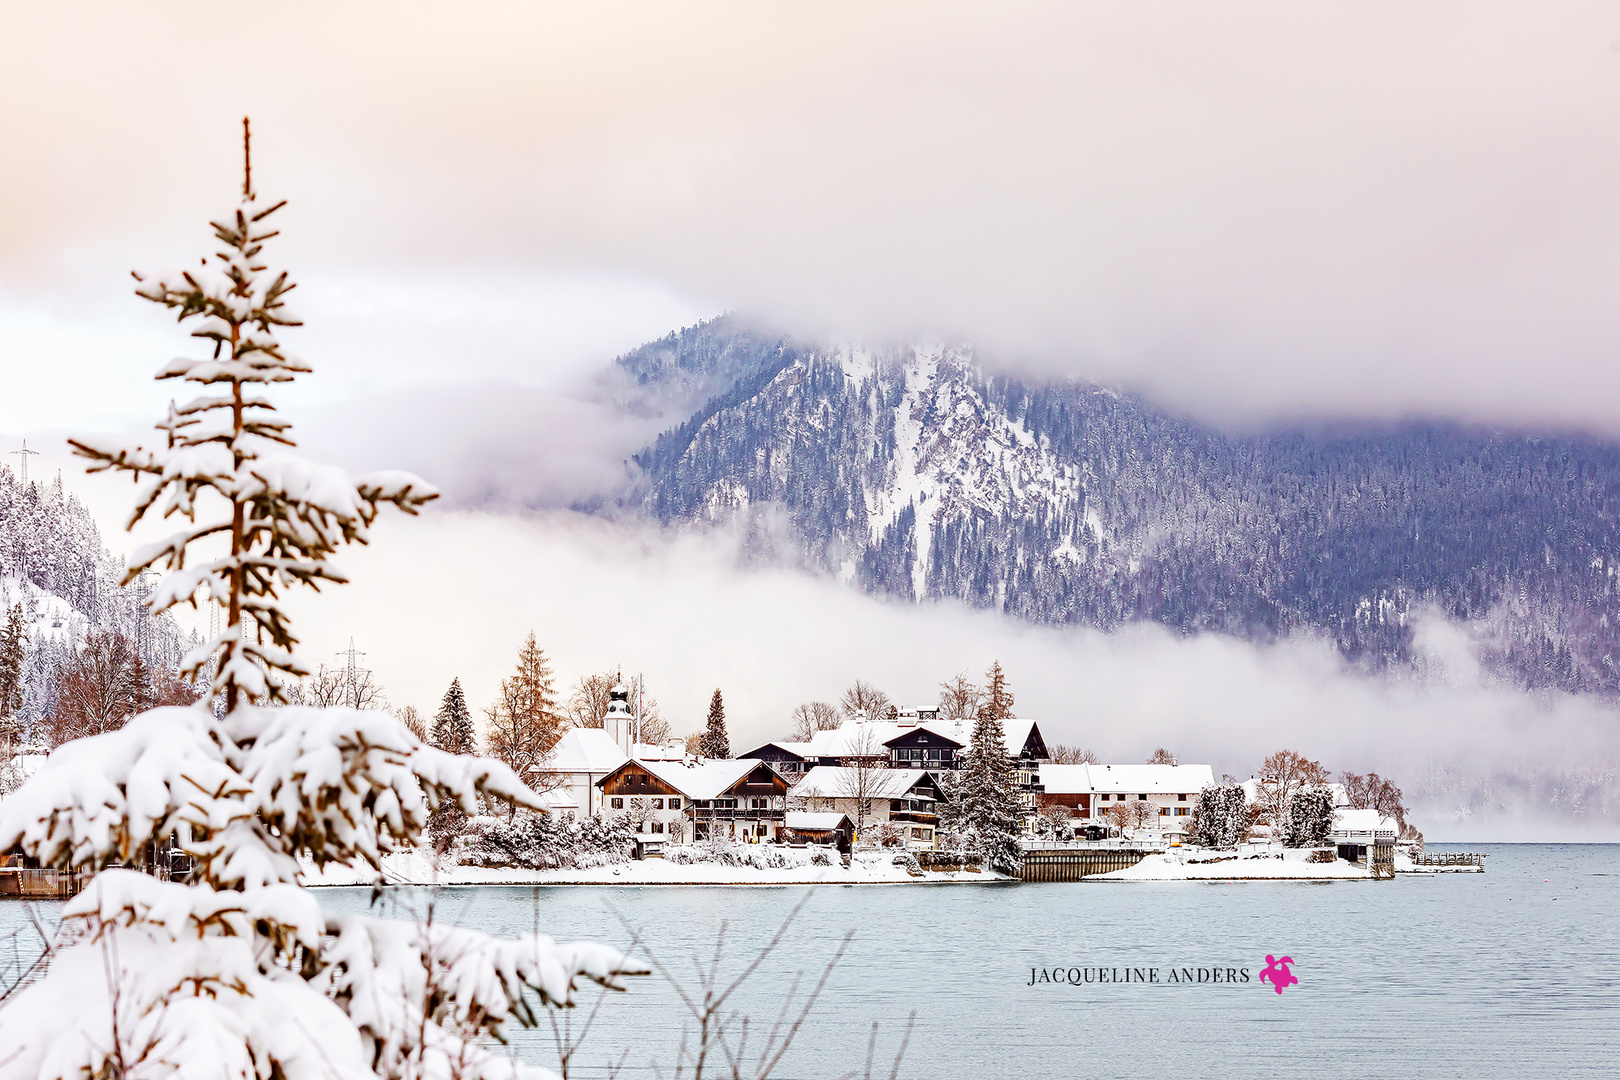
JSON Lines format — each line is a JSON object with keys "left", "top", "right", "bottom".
{"left": 300, "top": 847, "right": 1478, "bottom": 888}
{"left": 1091, "top": 848, "right": 1480, "bottom": 881}
{"left": 302, "top": 849, "right": 1015, "bottom": 887}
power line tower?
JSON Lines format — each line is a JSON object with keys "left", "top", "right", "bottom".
{"left": 8, "top": 440, "right": 39, "bottom": 484}
{"left": 337, "top": 637, "right": 367, "bottom": 709}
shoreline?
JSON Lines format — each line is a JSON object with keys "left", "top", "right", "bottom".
{"left": 296, "top": 845, "right": 1483, "bottom": 888}
{"left": 299, "top": 849, "right": 1018, "bottom": 888}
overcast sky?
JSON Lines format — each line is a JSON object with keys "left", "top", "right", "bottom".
{"left": 5, "top": 3, "right": 1620, "bottom": 437}
{"left": 5, "top": 5, "right": 1620, "bottom": 834}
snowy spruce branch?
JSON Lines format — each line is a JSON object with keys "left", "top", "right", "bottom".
{"left": 0, "top": 122, "right": 659, "bottom": 1080}
{"left": 67, "top": 123, "right": 435, "bottom": 712}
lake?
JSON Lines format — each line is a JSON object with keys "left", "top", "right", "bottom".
{"left": 4, "top": 844, "right": 1617, "bottom": 1079}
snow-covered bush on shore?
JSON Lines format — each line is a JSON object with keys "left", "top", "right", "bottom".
{"left": 1194, "top": 782, "right": 1251, "bottom": 849}
{"left": 1285, "top": 785, "right": 1335, "bottom": 847}
{"left": 451, "top": 810, "right": 635, "bottom": 870}
{"left": 664, "top": 841, "right": 833, "bottom": 869}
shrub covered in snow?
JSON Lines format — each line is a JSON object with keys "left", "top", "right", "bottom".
{"left": 663, "top": 841, "right": 832, "bottom": 869}
{"left": 451, "top": 810, "right": 635, "bottom": 869}
{"left": 1194, "top": 782, "right": 1251, "bottom": 849}
{"left": 1285, "top": 785, "right": 1336, "bottom": 847}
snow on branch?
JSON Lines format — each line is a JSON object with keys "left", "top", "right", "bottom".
{"left": 0, "top": 705, "right": 542, "bottom": 890}
{"left": 67, "top": 157, "right": 436, "bottom": 713}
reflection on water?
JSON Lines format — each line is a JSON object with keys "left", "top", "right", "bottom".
{"left": 5, "top": 845, "right": 1618, "bottom": 1079}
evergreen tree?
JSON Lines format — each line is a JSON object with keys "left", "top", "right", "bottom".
{"left": 0, "top": 603, "right": 25, "bottom": 724}
{"left": 431, "top": 677, "right": 476, "bottom": 755}
{"left": 1193, "top": 782, "right": 1250, "bottom": 849}
{"left": 700, "top": 688, "right": 730, "bottom": 758}
{"left": 940, "top": 665, "right": 1023, "bottom": 874}
{"left": 1285, "top": 785, "right": 1335, "bottom": 847}
{"left": 0, "top": 126, "right": 623, "bottom": 1080}
{"left": 486, "top": 632, "right": 564, "bottom": 779}
{"left": 67, "top": 119, "right": 435, "bottom": 713}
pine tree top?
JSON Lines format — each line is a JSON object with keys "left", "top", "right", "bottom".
{"left": 66, "top": 119, "right": 436, "bottom": 712}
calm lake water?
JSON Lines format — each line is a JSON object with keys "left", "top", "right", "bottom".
{"left": 4, "top": 844, "right": 1617, "bottom": 1079}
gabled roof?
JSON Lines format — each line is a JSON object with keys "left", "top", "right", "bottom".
{"left": 535, "top": 728, "right": 629, "bottom": 775}
{"left": 801, "top": 721, "right": 965, "bottom": 758}
{"left": 788, "top": 766, "right": 940, "bottom": 801}
{"left": 611, "top": 758, "right": 781, "bottom": 801}
{"left": 736, "top": 740, "right": 814, "bottom": 760}
{"left": 785, "top": 811, "right": 853, "bottom": 833}
{"left": 1086, "top": 763, "right": 1215, "bottom": 794}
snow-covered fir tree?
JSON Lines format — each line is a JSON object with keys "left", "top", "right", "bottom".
{"left": 0, "top": 123, "right": 642, "bottom": 1080}
{"left": 0, "top": 602, "right": 24, "bottom": 723}
{"left": 1193, "top": 782, "right": 1251, "bottom": 849}
{"left": 1285, "top": 784, "right": 1336, "bottom": 847}
{"left": 700, "top": 687, "right": 730, "bottom": 758}
{"left": 429, "top": 677, "right": 478, "bottom": 845}
{"left": 938, "top": 662, "right": 1022, "bottom": 874}
{"left": 431, "top": 677, "right": 477, "bottom": 754}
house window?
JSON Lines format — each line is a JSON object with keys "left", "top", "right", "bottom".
{"left": 911, "top": 828, "right": 925, "bottom": 839}
{"left": 1178, "top": 793, "right": 1188, "bottom": 802}
{"left": 652, "top": 798, "right": 664, "bottom": 810}
{"left": 650, "top": 821, "right": 665, "bottom": 834}
{"left": 1138, "top": 794, "right": 1148, "bottom": 801}
{"left": 610, "top": 797, "right": 624, "bottom": 810}
{"left": 668, "top": 797, "right": 682, "bottom": 810}
{"left": 1175, "top": 807, "right": 1189, "bottom": 817}
{"left": 1159, "top": 806, "right": 1170, "bottom": 816}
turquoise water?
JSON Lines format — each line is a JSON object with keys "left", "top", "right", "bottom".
{"left": 5, "top": 844, "right": 1617, "bottom": 1079}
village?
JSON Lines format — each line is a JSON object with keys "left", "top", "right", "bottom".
{"left": 518, "top": 684, "right": 1457, "bottom": 881}
{"left": 0, "top": 645, "right": 1473, "bottom": 894}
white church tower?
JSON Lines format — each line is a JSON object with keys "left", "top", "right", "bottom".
{"left": 604, "top": 683, "right": 637, "bottom": 755}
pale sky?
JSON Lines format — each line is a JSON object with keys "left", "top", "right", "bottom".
{"left": 4, "top": 4, "right": 1619, "bottom": 835}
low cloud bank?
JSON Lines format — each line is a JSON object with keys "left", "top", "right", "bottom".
{"left": 283, "top": 510, "right": 1620, "bottom": 842}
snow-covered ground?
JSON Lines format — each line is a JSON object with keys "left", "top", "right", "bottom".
{"left": 1091, "top": 847, "right": 1481, "bottom": 881}
{"left": 301, "top": 848, "right": 1015, "bottom": 887}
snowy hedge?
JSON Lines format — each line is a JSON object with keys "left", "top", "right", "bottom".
{"left": 663, "top": 841, "right": 833, "bottom": 870}
{"left": 451, "top": 810, "right": 635, "bottom": 870}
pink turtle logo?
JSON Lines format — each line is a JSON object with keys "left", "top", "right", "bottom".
{"left": 1259, "top": 955, "right": 1298, "bottom": 994}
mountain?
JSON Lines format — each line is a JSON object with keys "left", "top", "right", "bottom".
{"left": 606, "top": 316, "right": 1620, "bottom": 696}
{"left": 0, "top": 467, "right": 191, "bottom": 729}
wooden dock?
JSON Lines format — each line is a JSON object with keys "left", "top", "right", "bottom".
{"left": 0, "top": 867, "right": 86, "bottom": 900}
{"left": 1413, "top": 851, "right": 1488, "bottom": 869}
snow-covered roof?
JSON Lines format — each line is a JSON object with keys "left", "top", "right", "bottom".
{"left": 1330, "top": 808, "right": 1397, "bottom": 839}
{"left": 536, "top": 729, "right": 629, "bottom": 775}
{"left": 634, "top": 742, "right": 695, "bottom": 761}
{"left": 803, "top": 721, "right": 964, "bottom": 758}
{"left": 918, "top": 716, "right": 1041, "bottom": 757}
{"left": 1037, "top": 764, "right": 1094, "bottom": 795}
{"left": 629, "top": 758, "right": 771, "bottom": 801}
{"left": 788, "top": 766, "right": 937, "bottom": 801}
{"left": 736, "top": 740, "right": 814, "bottom": 760}
{"left": 784, "top": 811, "right": 852, "bottom": 832}
{"left": 1084, "top": 763, "right": 1215, "bottom": 795}
{"left": 1002, "top": 719, "right": 1042, "bottom": 758}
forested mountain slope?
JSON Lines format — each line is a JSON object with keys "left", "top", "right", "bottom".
{"left": 0, "top": 466, "right": 191, "bottom": 729}
{"left": 609, "top": 317, "right": 1620, "bottom": 695}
